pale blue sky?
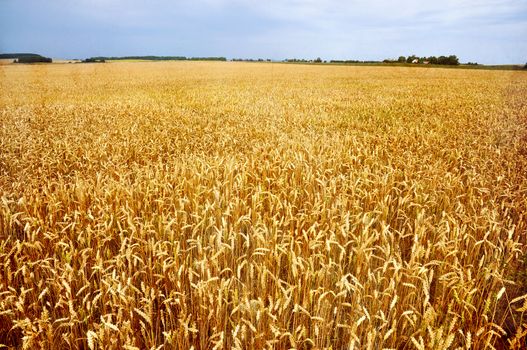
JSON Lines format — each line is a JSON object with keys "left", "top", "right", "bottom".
{"left": 1, "top": 0, "right": 526, "bottom": 64}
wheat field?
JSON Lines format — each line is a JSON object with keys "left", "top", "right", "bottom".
{"left": 1, "top": 61, "right": 526, "bottom": 349}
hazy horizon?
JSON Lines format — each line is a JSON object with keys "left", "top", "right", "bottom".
{"left": 1, "top": 0, "right": 526, "bottom": 64}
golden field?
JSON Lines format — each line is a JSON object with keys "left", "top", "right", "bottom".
{"left": 1, "top": 61, "right": 526, "bottom": 349}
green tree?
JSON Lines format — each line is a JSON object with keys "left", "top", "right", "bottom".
{"left": 398, "top": 56, "right": 406, "bottom": 63}
{"left": 428, "top": 56, "right": 438, "bottom": 64}
{"left": 406, "top": 55, "right": 418, "bottom": 63}
{"left": 16, "top": 56, "right": 52, "bottom": 63}
{"left": 447, "top": 55, "right": 459, "bottom": 65}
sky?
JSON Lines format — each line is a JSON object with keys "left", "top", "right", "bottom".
{"left": 0, "top": 0, "right": 526, "bottom": 64}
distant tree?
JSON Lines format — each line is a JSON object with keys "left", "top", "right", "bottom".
{"left": 83, "top": 58, "right": 105, "bottom": 63}
{"left": 428, "top": 56, "right": 438, "bottom": 64}
{"left": 314, "top": 57, "right": 322, "bottom": 63}
{"left": 436, "top": 55, "right": 459, "bottom": 65}
{"left": 406, "top": 55, "right": 418, "bottom": 63}
{"left": 395, "top": 54, "right": 459, "bottom": 66}
{"left": 16, "top": 55, "right": 52, "bottom": 63}
{"left": 189, "top": 57, "right": 227, "bottom": 61}
{"left": 447, "top": 55, "right": 460, "bottom": 65}
{"left": 1, "top": 53, "right": 49, "bottom": 61}
{"left": 524, "top": 62, "right": 527, "bottom": 69}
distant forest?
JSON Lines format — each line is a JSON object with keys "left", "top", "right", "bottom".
{"left": 0, "top": 53, "right": 52, "bottom": 63}
{"left": 283, "top": 55, "right": 461, "bottom": 65}
{"left": 85, "top": 56, "right": 227, "bottom": 62}
{"left": 382, "top": 55, "right": 460, "bottom": 65}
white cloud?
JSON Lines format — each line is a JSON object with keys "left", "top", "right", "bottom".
{"left": 2, "top": 0, "right": 526, "bottom": 63}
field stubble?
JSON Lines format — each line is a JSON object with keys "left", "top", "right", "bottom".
{"left": 1, "top": 62, "right": 527, "bottom": 349}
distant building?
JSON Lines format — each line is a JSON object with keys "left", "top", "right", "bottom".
{"left": 423, "top": 61, "right": 430, "bottom": 64}
{"left": 412, "top": 59, "right": 419, "bottom": 64}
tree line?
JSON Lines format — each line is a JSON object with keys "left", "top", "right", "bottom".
{"left": 285, "top": 55, "right": 461, "bottom": 65}
{"left": 330, "top": 59, "right": 383, "bottom": 64}
{"left": 232, "top": 58, "right": 272, "bottom": 62}
{"left": 0, "top": 53, "right": 52, "bottom": 63}
{"left": 384, "top": 55, "right": 460, "bottom": 65}
{"left": 84, "top": 56, "right": 227, "bottom": 62}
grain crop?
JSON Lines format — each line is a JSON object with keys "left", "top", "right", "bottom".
{"left": 1, "top": 61, "right": 527, "bottom": 349}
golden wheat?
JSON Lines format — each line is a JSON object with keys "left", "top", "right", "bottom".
{"left": 1, "top": 61, "right": 526, "bottom": 349}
